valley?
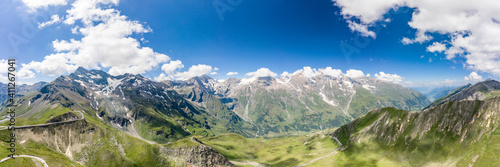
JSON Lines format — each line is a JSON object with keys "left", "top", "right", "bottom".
{"left": 0, "top": 68, "right": 499, "bottom": 167}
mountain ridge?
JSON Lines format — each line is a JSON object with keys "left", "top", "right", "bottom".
{"left": 331, "top": 80, "right": 500, "bottom": 166}
{"left": 168, "top": 71, "right": 431, "bottom": 137}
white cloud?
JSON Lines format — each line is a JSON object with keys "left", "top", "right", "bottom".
{"left": 345, "top": 69, "right": 365, "bottom": 78}
{"left": 374, "top": 72, "right": 404, "bottom": 84}
{"left": 174, "top": 64, "right": 214, "bottom": 80}
{"left": 18, "top": 68, "right": 36, "bottom": 79}
{"left": 288, "top": 66, "right": 344, "bottom": 79}
{"left": 333, "top": 0, "right": 403, "bottom": 38}
{"left": 21, "top": 53, "right": 78, "bottom": 77}
{"left": 226, "top": 72, "right": 239, "bottom": 76}
{"left": 240, "top": 68, "right": 277, "bottom": 85}
{"left": 294, "top": 67, "right": 317, "bottom": 78}
{"left": 334, "top": 0, "right": 401, "bottom": 24}
{"left": 153, "top": 73, "right": 169, "bottom": 82}
{"left": 161, "top": 60, "right": 184, "bottom": 75}
{"left": 346, "top": 20, "right": 376, "bottom": 38}
{"left": 38, "top": 14, "right": 61, "bottom": 29}
{"left": 318, "top": 67, "right": 342, "bottom": 78}
{"left": 21, "top": 0, "right": 67, "bottom": 12}
{"left": 52, "top": 39, "right": 81, "bottom": 52}
{"left": 0, "top": 60, "right": 9, "bottom": 84}
{"left": 280, "top": 71, "right": 291, "bottom": 77}
{"left": 20, "top": 0, "right": 170, "bottom": 77}
{"left": 401, "top": 31, "right": 433, "bottom": 45}
{"left": 245, "top": 68, "right": 278, "bottom": 78}
{"left": 155, "top": 62, "right": 217, "bottom": 81}
{"left": 427, "top": 42, "right": 447, "bottom": 53}
{"left": 0, "top": 59, "right": 8, "bottom": 74}
{"left": 0, "top": 60, "right": 34, "bottom": 83}
{"left": 464, "top": 72, "right": 483, "bottom": 82}
{"left": 153, "top": 60, "right": 184, "bottom": 81}
{"left": 210, "top": 67, "right": 219, "bottom": 75}
{"left": 334, "top": 0, "right": 500, "bottom": 76}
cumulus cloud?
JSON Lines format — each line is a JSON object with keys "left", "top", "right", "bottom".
{"left": 0, "top": 59, "right": 10, "bottom": 83}
{"left": 318, "top": 67, "right": 342, "bottom": 78}
{"left": 245, "top": 68, "right": 278, "bottom": 78}
{"left": 240, "top": 68, "right": 277, "bottom": 85}
{"left": 287, "top": 66, "right": 344, "bottom": 79}
{"left": 153, "top": 73, "right": 169, "bottom": 82}
{"left": 174, "top": 64, "right": 214, "bottom": 80}
{"left": 226, "top": 72, "right": 239, "bottom": 76}
{"left": 21, "top": 0, "right": 67, "bottom": 12}
{"left": 280, "top": 71, "right": 291, "bottom": 78}
{"left": 20, "top": 0, "right": 170, "bottom": 77}
{"left": 333, "top": 0, "right": 500, "bottom": 76}
{"left": 21, "top": 53, "right": 78, "bottom": 77}
{"left": 464, "top": 72, "right": 483, "bottom": 82}
{"left": 345, "top": 69, "right": 365, "bottom": 78}
{"left": 293, "top": 67, "right": 318, "bottom": 78}
{"left": 346, "top": 20, "right": 376, "bottom": 38}
{"left": 334, "top": 0, "right": 403, "bottom": 38}
{"left": 161, "top": 60, "right": 184, "bottom": 76}
{"left": 427, "top": 42, "right": 447, "bottom": 53}
{"left": 374, "top": 72, "right": 404, "bottom": 84}
{"left": 153, "top": 60, "right": 184, "bottom": 81}
{"left": 154, "top": 61, "right": 217, "bottom": 81}
{"left": 38, "top": 14, "right": 61, "bottom": 29}
{"left": 401, "top": 31, "right": 433, "bottom": 45}
{"left": 0, "top": 59, "right": 8, "bottom": 74}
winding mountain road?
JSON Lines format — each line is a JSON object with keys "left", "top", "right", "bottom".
{"left": 0, "top": 110, "right": 84, "bottom": 130}
{"left": 294, "top": 134, "right": 342, "bottom": 167}
{"left": 0, "top": 155, "right": 49, "bottom": 167}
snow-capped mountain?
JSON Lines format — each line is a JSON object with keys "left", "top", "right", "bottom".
{"left": 169, "top": 71, "right": 431, "bottom": 137}
{"left": 9, "top": 67, "right": 254, "bottom": 143}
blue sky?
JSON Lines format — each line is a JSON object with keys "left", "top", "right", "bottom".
{"left": 1, "top": 0, "right": 499, "bottom": 87}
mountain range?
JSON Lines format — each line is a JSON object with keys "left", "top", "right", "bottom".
{"left": 166, "top": 70, "right": 430, "bottom": 137}
{"left": 1, "top": 68, "right": 498, "bottom": 166}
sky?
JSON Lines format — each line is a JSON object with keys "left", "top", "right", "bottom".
{"left": 1, "top": 0, "right": 499, "bottom": 88}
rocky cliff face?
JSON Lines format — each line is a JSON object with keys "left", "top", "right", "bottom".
{"left": 14, "top": 119, "right": 97, "bottom": 164}
{"left": 162, "top": 138, "right": 233, "bottom": 167}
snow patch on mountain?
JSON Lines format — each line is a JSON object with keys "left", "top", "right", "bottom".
{"left": 362, "top": 84, "right": 376, "bottom": 91}
{"left": 90, "top": 74, "right": 102, "bottom": 79}
{"left": 103, "top": 77, "right": 125, "bottom": 95}
{"left": 319, "top": 92, "right": 338, "bottom": 106}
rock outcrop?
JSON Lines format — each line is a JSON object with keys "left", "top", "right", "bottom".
{"left": 162, "top": 138, "right": 233, "bottom": 167}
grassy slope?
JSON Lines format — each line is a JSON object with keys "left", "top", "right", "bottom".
{"left": 0, "top": 110, "right": 174, "bottom": 167}
{"left": 1, "top": 106, "right": 71, "bottom": 126}
{"left": 198, "top": 129, "right": 339, "bottom": 166}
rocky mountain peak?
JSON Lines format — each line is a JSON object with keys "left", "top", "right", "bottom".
{"left": 426, "top": 79, "right": 500, "bottom": 108}
{"left": 74, "top": 66, "right": 89, "bottom": 74}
